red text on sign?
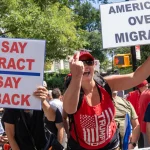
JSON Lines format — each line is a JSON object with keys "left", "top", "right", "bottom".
{"left": 1, "top": 41, "right": 27, "bottom": 53}
{"left": 0, "top": 57, "right": 35, "bottom": 70}
{"left": 0, "top": 93, "right": 30, "bottom": 106}
{"left": 0, "top": 76, "right": 21, "bottom": 88}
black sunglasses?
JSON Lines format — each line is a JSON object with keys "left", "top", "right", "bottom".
{"left": 81, "top": 60, "right": 94, "bottom": 66}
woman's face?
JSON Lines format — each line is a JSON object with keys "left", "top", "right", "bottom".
{"left": 80, "top": 56, "right": 95, "bottom": 82}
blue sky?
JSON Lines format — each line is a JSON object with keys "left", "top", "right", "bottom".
{"left": 92, "top": 0, "right": 126, "bottom": 9}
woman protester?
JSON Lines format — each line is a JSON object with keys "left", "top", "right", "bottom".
{"left": 63, "top": 50, "right": 150, "bottom": 150}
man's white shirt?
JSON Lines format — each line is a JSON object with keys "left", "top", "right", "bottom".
{"left": 49, "top": 99, "right": 63, "bottom": 114}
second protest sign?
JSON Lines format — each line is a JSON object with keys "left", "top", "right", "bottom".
{"left": 0, "top": 38, "right": 45, "bottom": 110}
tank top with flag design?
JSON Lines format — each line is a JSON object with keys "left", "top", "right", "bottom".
{"left": 70, "top": 85, "right": 116, "bottom": 149}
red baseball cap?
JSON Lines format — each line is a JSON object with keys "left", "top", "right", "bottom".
{"left": 137, "top": 80, "right": 148, "bottom": 89}
{"left": 74, "top": 51, "right": 94, "bottom": 61}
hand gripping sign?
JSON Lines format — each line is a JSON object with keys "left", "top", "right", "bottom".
{"left": 0, "top": 38, "right": 45, "bottom": 110}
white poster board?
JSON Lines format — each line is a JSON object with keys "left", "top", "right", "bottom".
{"left": 0, "top": 38, "right": 45, "bottom": 110}
{"left": 100, "top": 0, "right": 150, "bottom": 49}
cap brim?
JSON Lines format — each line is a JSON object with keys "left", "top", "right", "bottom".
{"left": 79, "top": 54, "right": 94, "bottom": 61}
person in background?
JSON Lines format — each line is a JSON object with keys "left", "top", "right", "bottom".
{"left": 139, "top": 88, "right": 150, "bottom": 148}
{"left": 42, "top": 85, "right": 64, "bottom": 146}
{"left": 112, "top": 91, "right": 140, "bottom": 149}
{"left": 45, "top": 108, "right": 64, "bottom": 145}
{"left": 49, "top": 88, "right": 63, "bottom": 114}
{"left": 126, "top": 80, "right": 149, "bottom": 148}
{"left": 144, "top": 103, "right": 150, "bottom": 145}
{"left": 2, "top": 86, "right": 55, "bottom": 150}
{"left": 126, "top": 80, "right": 148, "bottom": 119}
{"left": 49, "top": 88, "right": 67, "bottom": 148}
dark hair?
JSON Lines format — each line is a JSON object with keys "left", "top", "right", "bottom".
{"left": 52, "top": 88, "right": 61, "bottom": 99}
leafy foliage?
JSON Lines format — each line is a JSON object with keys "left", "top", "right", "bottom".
{"left": 140, "top": 45, "right": 150, "bottom": 63}
{"left": 44, "top": 72, "right": 67, "bottom": 92}
{"left": 84, "top": 31, "right": 106, "bottom": 62}
{"left": 73, "top": 1, "right": 101, "bottom": 32}
{"left": 0, "top": 0, "right": 113, "bottom": 71}
{"left": 72, "top": 1, "right": 108, "bottom": 65}
{"left": 0, "top": 0, "right": 87, "bottom": 60}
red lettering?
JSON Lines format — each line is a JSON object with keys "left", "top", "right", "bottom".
{"left": 1, "top": 41, "right": 9, "bottom": 52}
{"left": 17, "top": 58, "right": 25, "bottom": 70}
{"left": 0, "top": 94, "right": 30, "bottom": 106}
{"left": 0, "top": 76, "right": 3, "bottom": 87}
{"left": 12, "top": 77, "right": 21, "bottom": 88}
{"left": 18, "top": 42, "right": 27, "bottom": 53}
{"left": 21, "top": 95, "right": 30, "bottom": 106}
{"left": 4, "top": 77, "right": 13, "bottom": 88}
{"left": 1, "top": 41, "right": 27, "bottom": 54}
{"left": 26, "top": 59, "right": 35, "bottom": 70}
{"left": 2, "top": 93, "right": 11, "bottom": 104}
{"left": 0, "top": 77, "right": 21, "bottom": 88}
{"left": 0, "top": 57, "right": 6, "bottom": 68}
{"left": 7, "top": 58, "right": 16, "bottom": 69}
{"left": 0, "top": 57, "right": 35, "bottom": 70}
{"left": 10, "top": 42, "right": 19, "bottom": 53}
{"left": 12, "top": 94, "right": 20, "bottom": 105}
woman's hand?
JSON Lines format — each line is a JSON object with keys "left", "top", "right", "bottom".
{"left": 33, "top": 86, "right": 48, "bottom": 102}
{"left": 69, "top": 52, "right": 84, "bottom": 79}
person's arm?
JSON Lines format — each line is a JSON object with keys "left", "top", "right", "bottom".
{"left": 128, "top": 102, "right": 140, "bottom": 149}
{"left": 55, "top": 109, "right": 64, "bottom": 144}
{"left": 4, "top": 123, "right": 20, "bottom": 150}
{"left": 34, "top": 86, "right": 55, "bottom": 121}
{"left": 62, "top": 110, "right": 70, "bottom": 138}
{"left": 104, "top": 56, "right": 150, "bottom": 91}
{"left": 56, "top": 123, "right": 64, "bottom": 144}
{"left": 128, "top": 119, "right": 140, "bottom": 149}
{"left": 42, "top": 100, "right": 55, "bottom": 121}
{"left": 63, "top": 52, "right": 84, "bottom": 114}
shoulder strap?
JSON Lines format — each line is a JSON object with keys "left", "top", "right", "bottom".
{"left": 94, "top": 73, "right": 112, "bottom": 97}
{"left": 20, "top": 110, "right": 37, "bottom": 150}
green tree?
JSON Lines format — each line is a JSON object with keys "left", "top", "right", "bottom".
{"left": 71, "top": 1, "right": 109, "bottom": 66}
{"left": 100, "top": 58, "right": 111, "bottom": 72}
{"left": 0, "top": 0, "right": 87, "bottom": 60}
{"left": 84, "top": 31, "right": 106, "bottom": 62}
{"left": 73, "top": 1, "right": 101, "bottom": 32}
{"left": 140, "top": 45, "right": 150, "bottom": 63}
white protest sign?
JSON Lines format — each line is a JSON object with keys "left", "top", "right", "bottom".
{"left": 0, "top": 38, "right": 45, "bottom": 110}
{"left": 100, "top": 0, "right": 150, "bottom": 49}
